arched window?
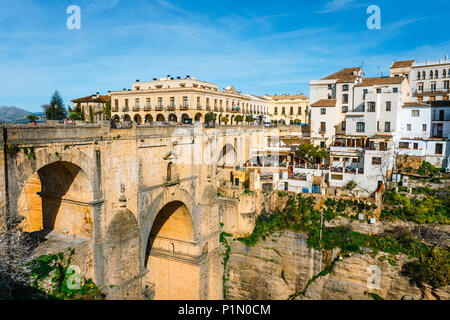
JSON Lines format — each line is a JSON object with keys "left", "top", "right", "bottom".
{"left": 430, "top": 70, "right": 434, "bottom": 79}
{"left": 443, "top": 69, "right": 447, "bottom": 78}
{"left": 435, "top": 70, "right": 439, "bottom": 79}
{"left": 167, "top": 162, "right": 173, "bottom": 181}
{"left": 448, "top": 68, "right": 450, "bottom": 78}
{"left": 422, "top": 71, "right": 426, "bottom": 79}
{"left": 417, "top": 71, "right": 421, "bottom": 80}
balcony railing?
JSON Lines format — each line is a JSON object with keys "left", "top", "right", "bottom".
{"left": 197, "top": 105, "right": 202, "bottom": 110}
{"left": 167, "top": 105, "right": 176, "bottom": 111}
{"left": 112, "top": 107, "right": 119, "bottom": 112}
{"left": 155, "top": 106, "right": 163, "bottom": 111}
{"left": 180, "top": 105, "right": 189, "bottom": 110}
{"left": 414, "top": 88, "right": 450, "bottom": 96}
{"left": 133, "top": 106, "right": 140, "bottom": 111}
{"left": 122, "top": 107, "right": 129, "bottom": 112}
{"left": 144, "top": 105, "right": 151, "bottom": 111}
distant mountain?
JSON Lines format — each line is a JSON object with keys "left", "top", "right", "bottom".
{"left": 0, "top": 106, "right": 31, "bottom": 123}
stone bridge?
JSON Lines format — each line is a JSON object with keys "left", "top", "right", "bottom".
{"left": 0, "top": 122, "right": 285, "bottom": 300}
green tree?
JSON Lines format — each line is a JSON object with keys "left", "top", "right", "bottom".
{"left": 43, "top": 90, "right": 67, "bottom": 120}
{"left": 89, "top": 106, "right": 94, "bottom": 123}
{"left": 205, "top": 112, "right": 216, "bottom": 123}
{"left": 234, "top": 115, "right": 244, "bottom": 123}
{"left": 26, "top": 114, "right": 39, "bottom": 123}
{"left": 296, "top": 144, "right": 329, "bottom": 164}
{"left": 104, "top": 101, "right": 112, "bottom": 121}
{"left": 221, "top": 116, "right": 229, "bottom": 125}
{"left": 245, "top": 115, "right": 253, "bottom": 124}
{"left": 69, "top": 103, "right": 84, "bottom": 121}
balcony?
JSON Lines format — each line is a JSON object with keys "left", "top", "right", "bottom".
{"left": 112, "top": 107, "right": 119, "bottom": 112}
{"left": 144, "top": 105, "right": 152, "bottom": 111}
{"left": 122, "top": 107, "right": 129, "bottom": 112}
{"left": 133, "top": 106, "right": 140, "bottom": 112}
{"left": 167, "top": 105, "right": 176, "bottom": 111}
{"left": 414, "top": 88, "right": 450, "bottom": 96}
{"left": 197, "top": 105, "right": 203, "bottom": 110}
{"left": 155, "top": 106, "right": 163, "bottom": 111}
{"left": 180, "top": 105, "right": 189, "bottom": 110}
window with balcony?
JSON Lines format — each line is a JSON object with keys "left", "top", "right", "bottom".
{"left": 146, "top": 98, "right": 151, "bottom": 108}
{"left": 386, "top": 101, "right": 391, "bottom": 111}
{"left": 158, "top": 98, "right": 163, "bottom": 109}
{"left": 368, "top": 102, "right": 376, "bottom": 112}
{"left": 183, "top": 97, "right": 188, "bottom": 108}
{"left": 385, "top": 122, "right": 391, "bottom": 132}
{"left": 321, "top": 108, "right": 326, "bottom": 115}
{"left": 135, "top": 98, "right": 140, "bottom": 109}
{"left": 356, "top": 122, "right": 365, "bottom": 133}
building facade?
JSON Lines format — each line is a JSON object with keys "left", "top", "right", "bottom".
{"left": 264, "top": 94, "right": 309, "bottom": 125}
{"left": 71, "top": 93, "right": 111, "bottom": 122}
{"left": 109, "top": 76, "right": 270, "bottom": 125}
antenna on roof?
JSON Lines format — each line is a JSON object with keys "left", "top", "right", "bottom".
{"left": 377, "top": 66, "right": 381, "bottom": 77}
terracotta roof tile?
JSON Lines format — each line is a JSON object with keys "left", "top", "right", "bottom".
{"left": 269, "top": 94, "right": 309, "bottom": 101}
{"left": 321, "top": 67, "right": 361, "bottom": 83}
{"left": 310, "top": 99, "right": 336, "bottom": 107}
{"left": 71, "top": 95, "right": 111, "bottom": 103}
{"left": 391, "top": 60, "right": 415, "bottom": 69}
{"left": 355, "top": 77, "right": 405, "bottom": 87}
{"left": 402, "top": 102, "right": 430, "bottom": 107}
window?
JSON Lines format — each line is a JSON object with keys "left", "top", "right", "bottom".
{"left": 423, "top": 124, "right": 427, "bottom": 132}
{"left": 146, "top": 98, "right": 151, "bottom": 107}
{"left": 368, "top": 102, "right": 376, "bottom": 112}
{"left": 413, "top": 143, "right": 419, "bottom": 150}
{"left": 435, "top": 143, "right": 443, "bottom": 155}
{"left": 135, "top": 98, "right": 140, "bottom": 108}
{"left": 158, "top": 98, "right": 163, "bottom": 108}
{"left": 377, "top": 88, "right": 382, "bottom": 93}
{"left": 342, "top": 94, "right": 349, "bottom": 104}
{"left": 407, "top": 124, "right": 411, "bottom": 131}
{"left": 114, "top": 99, "right": 119, "bottom": 108}
{"left": 328, "top": 84, "right": 333, "bottom": 90}
{"left": 399, "top": 142, "right": 409, "bottom": 149}
{"left": 430, "top": 70, "right": 434, "bottom": 79}
{"left": 444, "top": 81, "right": 449, "bottom": 90}
{"left": 331, "top": 174, "right": 343, "bottom": 181}
{"left": 183, "top": 97, "right": 188, "bottom": 107}
{"left": 341, "top": 122, "right": 346, "bottom": 131}
{"left": 363, "top": 89, "right": 368, "bottom": 95}
{"left": 393, "top": 87, "right": 398, "bottom": 93}
{"left": 321, "top": 108, "right": 326, "bottom": 115}
{"left": 386, "top": 101, "right": 391, "bottom": 111}
{"left": 290, "top": 107, "right": 294, "bottom": 115}
{"left": 282, "top": 107, "right": 285, "bottom": 115}
{"left": 320, "top": 122, "right": 326, "bottom": 132}
{"left": 274, "top": 107, "right": 278, "bottom": 115}
{"left": 372, "top": 157, "right": 382, "bottom": 165}
{"left": 320, "top": 142, "right": 325, "bottom": 148}
{"left": 418, "top": 83, "right": 424, "bottom": 92}
{"left": 342, "top": 106, "right": 348, "bottom": 113}
{"left": 356, "top": 122, "right": 365, "bottom": 133}
{"left": 412, "top": 110, "right": 420, "bottom": 117}
{"left": 443, "top": 69, "right": 447, "bottom": 78}
{"left": 385, "top": 122, "right": 391, "bottom": 132}
{"left": 422, "top": 71, "right": 426, "bottom": 79}
{"left": 125, "top": 99, "right": 129, "bottom": 107}
{"left": 435, "top": 70, "right": 439, "bottom": 79}
{"left": 431, "top": 82, "right": 436, "bottom": 92}
{"left": 343, "top": 84, "right": 349, "bottom": 91}
{"left": 417, "top": 71, "right": 421, "bottom": 80}
{"left": 377, "top": 121, "right": 380, "bottom": 131}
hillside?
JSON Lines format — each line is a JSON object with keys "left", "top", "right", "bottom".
{"left": 0, "top": 106, "right": 31, "bottom": 123}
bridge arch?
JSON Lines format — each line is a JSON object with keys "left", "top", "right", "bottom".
{"left": 217, "top": 143, "right": 237, "bottom": 168}
{"left": 16, "top": 149, "right": 96, "bottom": 237}
{"left": 140, "top": 187, "right": 200, "bottom": 299}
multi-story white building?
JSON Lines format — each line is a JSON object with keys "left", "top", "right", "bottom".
{"left": 309, "top": 67, "right": 363, "bottom": 147}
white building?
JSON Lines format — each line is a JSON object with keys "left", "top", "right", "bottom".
{"left": 309, "top": 67, "right": 363, "bottom": 148}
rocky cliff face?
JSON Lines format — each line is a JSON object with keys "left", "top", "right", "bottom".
{"left": 225, "top": 229, "right": 450, "bottom": 300}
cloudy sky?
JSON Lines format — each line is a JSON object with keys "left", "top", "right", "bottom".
{"left": 1, "top": 0, "right": 449, "bottom": 112}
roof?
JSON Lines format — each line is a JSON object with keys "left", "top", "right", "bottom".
{"left": 71, "top": 95, "right": 110, "bottom": 103}
{"left": 310, "top": 99, "right": 336, "bottom": 107}
{"left": 402, "top": 102, "right": 431, "bottom": 108}
{"left": 355, "top": 77, "right": 404, "bottom": 87}
{"left": 391, "top": 60, "right": 415, "bottom": 69}
{"left": 268, "top": 94, "right": 309, "bottom": 101}
{"left": 321, "top": 67, "right": 361, "bottom": 83}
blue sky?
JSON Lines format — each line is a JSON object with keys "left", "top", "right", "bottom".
{"left": 1, "top": 0, "right": 449, "bottom": 112}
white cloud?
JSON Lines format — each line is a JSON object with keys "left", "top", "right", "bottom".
{"left": 316, "top": 0, "right": 366, "bottom": 14}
